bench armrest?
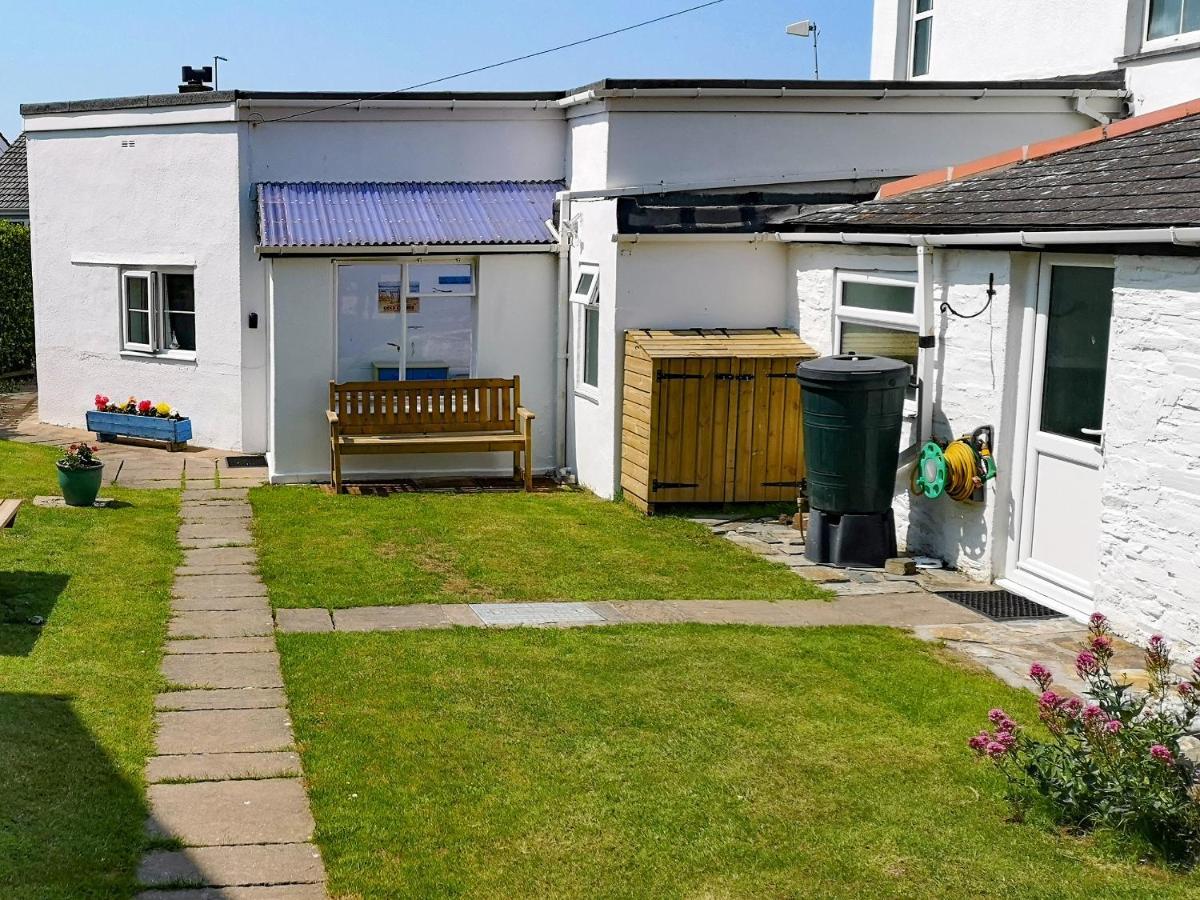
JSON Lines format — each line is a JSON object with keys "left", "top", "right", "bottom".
{"left": 516, "top": 407, "right": 535, "bottom": 422}
{"left": 326, "top": 410, "right": 340, "bottom": 425}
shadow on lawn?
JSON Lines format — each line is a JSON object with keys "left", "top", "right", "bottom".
{"left": 0, "top": 692, "right": 147, "bottom": 896}
{"left": 0, "top": 571, "right": 68, "bottom": 656}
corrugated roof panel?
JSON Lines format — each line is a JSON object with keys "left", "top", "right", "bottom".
{"left": 256, "top": 180, "right": 562, "bottom": 248}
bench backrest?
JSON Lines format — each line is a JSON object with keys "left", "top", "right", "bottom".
{"left": 329, "top": 377, "right": 521, "bottom": 435}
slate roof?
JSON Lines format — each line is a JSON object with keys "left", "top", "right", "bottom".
{"left": 787, "top": 105, "right": 1200, "bottom": 233}
{"left": 256, "top": 181, "right": 563, "bottom": 249}
{"left": 0, "top": 135, "right": 28, "bottom": 212}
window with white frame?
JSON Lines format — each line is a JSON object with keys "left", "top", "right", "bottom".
{"left": 834, "top": 271, "right": 921, "bottom": 449}
{"left": 121, "top": 269, "right": 196, "bottom": 355}
{"left": 1146, "top": 0, "right": 1200, "bottom": 42}
{"left": 911, "top": 0, "right": 933, "bottom": 77}
{"left": 570, "top": 261, "right": 600, "bottom": 392}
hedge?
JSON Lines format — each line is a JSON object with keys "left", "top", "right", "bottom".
{"left": 0, "top": 220, "right": 34, "bottom": 375}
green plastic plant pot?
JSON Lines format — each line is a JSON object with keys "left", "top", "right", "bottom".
{"left": 56, "top": 462, "right": 104, "bottom": 507}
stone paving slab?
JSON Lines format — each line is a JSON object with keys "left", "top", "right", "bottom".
{"left": 181, "top": 488, "right": 250, "bottom": 502}
{"left": 147, "top": 751, "right": 302, "bottom": 784}
{"left": 139, "top": 843, "right": 324, "bottom": 888}
{"left": 170, "top": 610, "right": 274, "bottom": 639}
{"left": 162, "top": 652, "right": 283, "bottom": 689}
{"left": 182, "top": 547, "right": 257, "bottom": 566}
{"left": 181, "top": 536, "right": 255, "bottom": 550}
{"left": 470, "top": 602, "right": 609, "bottom": 627}
{"left": 172, "top": 593, "right": 269, "bottom": 612}
{"left": 137, "top": 885, "right": 327, "bottom": 900}
{"left": 180, "top": 523, "right": 253, "bottom": 543}
{"left": 174, "top": 575, "right": 267, "bottom": 600}
{"left": 155, "top": 707, "right": 293, "bottom": 755}
{"left": 166, "top": 637, "right": 277, "bottom": 655}
{"left": 181, "top": 505, "right": 253, "bottom": 520}
{"left": 830, "top": 581, "right": 925, "bottom": 596}
{"left": 331, "top": 604, "right": 483, "bottom": 632}
{"left": 176, "top": 564, "right": 259, "bottom": 578}
{"left": 274, "top": 608, "right": 334, "bottom": 633}
{"left": 147, "top": 779, "right": 314, "bottom": 846}
{"left": 156, "top": 688, "right": 287, "bottom": 711}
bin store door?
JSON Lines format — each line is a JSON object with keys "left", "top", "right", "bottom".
{"left": 650, "top": 356, "right": 805, "bottom": 505}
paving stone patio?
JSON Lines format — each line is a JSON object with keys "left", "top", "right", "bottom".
{"left": 138, "top": 488, "right": 327, "bottom": 898}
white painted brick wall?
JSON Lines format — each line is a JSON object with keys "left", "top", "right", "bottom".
{"left": 1098, "top": 256, "right": 1200, "bottom": 648}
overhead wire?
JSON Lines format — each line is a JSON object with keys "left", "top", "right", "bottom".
{"left": 255, "top": 0, "right": 735, "bottom": 126}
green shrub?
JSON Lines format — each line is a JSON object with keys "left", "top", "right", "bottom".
{"left": 0, "top": 220, "right": 34, "bottom": 374}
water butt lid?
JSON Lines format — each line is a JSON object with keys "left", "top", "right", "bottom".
{"left": 796, "top": 354, "right": 911, "bottom": 388}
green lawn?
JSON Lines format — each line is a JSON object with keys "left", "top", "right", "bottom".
{"left": 250, "top": 487, "right": 824, "bottom": 608}
{"left": 278, "top": 626, "right": 1196, "bottom": 899}
{"left": 0, "top": 440, "right": 179, "bottom": 899}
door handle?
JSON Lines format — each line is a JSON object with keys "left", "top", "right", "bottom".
{"left": 1080, "top": 427, "right": 1105, "bottom": 451}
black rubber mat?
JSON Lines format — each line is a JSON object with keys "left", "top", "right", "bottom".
{"left": 936, "top": 589, "right": 1066, "bottom": 622}
{"left": 225, "top": 455, "right": 267, "bottom": 468}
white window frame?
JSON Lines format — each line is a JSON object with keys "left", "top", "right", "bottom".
{"left": 834, "top": 270, "right": 922, "bottom": 455}
{"left": 332, "top": 257, "right": 478, "bottom": 382}
{"left": 910, "top": 0, "right": 934, "bottom": 78}
{"left": 120, "top": 267, "right": 197, "bottom": 359}
{"left": 570, "top": 261, "right": 601, "bottom": 399}
{"left": 1143, "top": 0, "right": 1200, "bottom": 49}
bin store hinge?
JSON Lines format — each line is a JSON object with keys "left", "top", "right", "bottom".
{"left": 714, "top": 372, "right": 755, "bottom": 381}
{"left": 655, "top": 371, "right": 705, "bottom": 382}
{"left": 653, "top": 480, "right": 700, "bottom": 490}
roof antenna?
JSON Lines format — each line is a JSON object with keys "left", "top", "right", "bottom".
{"left": 785, "top": 20, "right": 820, "bottom": 79}
{"left": 213, "top": 56, "right": 229, "bottom": 91}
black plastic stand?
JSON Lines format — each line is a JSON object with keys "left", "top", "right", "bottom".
{"left": 805, "top": 509, "right": 897, "bottom": 568}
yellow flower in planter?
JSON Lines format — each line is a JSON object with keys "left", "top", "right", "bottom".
{"left": 155, "top": 402, "right": 171, "bottom": 416}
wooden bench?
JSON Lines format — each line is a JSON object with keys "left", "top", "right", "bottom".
{"left": 328, "top": 377, "right": 535, "bottom": 493}
{"left": 0, "top": 499, "right": 21, "bottom": 529}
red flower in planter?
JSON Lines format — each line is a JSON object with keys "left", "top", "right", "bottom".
{"left": 94, "top": 394, "right": 109, "bottom": 411}
{"left": 137, "top": 400, "right": 152, "bottom": 414}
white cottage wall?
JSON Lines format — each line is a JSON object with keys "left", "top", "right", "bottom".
{"left": 266, "top": 253, "right": 558, "bottom": 483}
{"left": 1098, "top": 255, "right": 1200, "bottom": 647}
{"left": 28, "top": 124, "right": 247, "bottom": 450}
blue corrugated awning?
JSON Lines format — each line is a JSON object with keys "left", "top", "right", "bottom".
{"left": 256, "top": 180, "right": 563, "bottom": 249}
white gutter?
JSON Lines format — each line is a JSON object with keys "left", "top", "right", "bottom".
{"left": 556, "top": 86, "right": 1129, "bottom": 107}
{"left": 255, "top": 243, "right": 560, "bottom": 257}
{"left": 559, "top": 167, "right": 907, "bottom": 202}
{"left": 614, "top": 233, "right": 780, "bottom": 244}
{"left": 775, "top": 227, "right": 1200, "bottom": 247}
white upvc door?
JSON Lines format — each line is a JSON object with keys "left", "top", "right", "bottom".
{"left": 1007, "top": 256, "right": 1115, "bottom": 617}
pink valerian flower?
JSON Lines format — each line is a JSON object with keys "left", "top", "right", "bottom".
{"left": 1192, "top": 656, "right": 1200, "bottom": 680}
{"left": 968, "top": 731, "right": 991, "bottom": 753}
{"left": 1082, "top": 704, "right": 1107, "bottom": 724}
{"left": 1061, "top": 697, "right": 1084, "bottom": 719}
{"left": 1150, "top": 744, "right": 1175, "bottom": 765}
{"left": 1088, "top": 612, "right": 1111, "bottom": 637}
{"left": 988, "top": 708, "right": 1017, "bottom": 732}
{"left": 985, "top": 741, "right": 1010, "bottom": 759}
{"left": 1089, "top": 634, "right": 1115, "bottom": 661}
{"left": 1104, "top": 720, "right": 1122, "bottom": 735}
{"left": 993, "top": 730, "right": 1017, "bottom": 751}
{"left": 1029, "top": 663, "right": 1053, "bottom": 691}
{"left": 1076, "top": 650, "right": 1101, "bottom": 679}
{"left": 1146, "top": 635, "right": 1171, "bottom": 669}
{"left": 1178, "top": 682, "right": 1196, "bottom": 700}
{"left": 1038, "top": 690, "right": 1060, "bottom": 711}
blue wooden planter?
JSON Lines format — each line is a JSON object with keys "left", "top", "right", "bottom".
{"left": 86, "top": 410, "right": 193, "bottom": 451}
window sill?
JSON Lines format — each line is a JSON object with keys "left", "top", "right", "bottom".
{"left": 573, "top": 385, "right": 601, "bottom": 405}
{"left": 120, "top": 349, "right": 198, "bottom": 363}
{"left": 1116, "top": 38, "right": 1200, "bottom": 64}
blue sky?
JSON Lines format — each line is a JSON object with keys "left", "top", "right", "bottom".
{"left": 0, "top": 1, "right": 872, "bottom": 141}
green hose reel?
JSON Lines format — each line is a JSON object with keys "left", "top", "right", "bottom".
{"left": 914, "top": 442, "right": 948, "bottom": 499}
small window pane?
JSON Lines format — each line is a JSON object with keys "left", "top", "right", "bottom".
{"left": 912, "top": 16, "right": 932, "bottom": 76}
{"left": 841, "top": 281, "right": 915, "bottom": 314}
{"left": 163, "top": 274, "right": 196, "bottom": 351}
{"left": 575, "top": 271, "right": 595, "bottom": 296}
{"left": 916, "top": 0, "right": 933, "bottom": 12}
{"left": 1040, "top": 266, "right": 1114, "bottom": 444}
{"left": 839, "top": 322, "right": 918, "bottom": 378}
{"left": 583, "top": 305, "right": 600, "bottom": 387}
{"left": 1149, "top": 0, "right": 1184, "bottom": 38}
{"left": 405, "top": 296, "right": 474, "bottom": 379}
{"left": 407, "top": 263, "right": 474, "bottom": 295}
{"left": 126, "top": 275, "right": 150, "bottom": 311}
{"left": 127, "top": 310, "right": 150, "bottom": 346}
{"left": 1185, "top": 0, "right": 1200, "bottom": 33}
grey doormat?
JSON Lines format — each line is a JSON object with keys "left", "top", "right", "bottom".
{"left": 935, "top": 589, "right": 1066, "bottom": 622}
{"left": 225, "top": 455, "right": 268, "bottom": 468}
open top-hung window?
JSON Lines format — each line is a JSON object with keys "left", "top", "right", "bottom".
{"left": 1147, "top": 0, "right": 1200, "bottom": 41}
{"left": 121, "top": 269, "right": 196, "bottom": 355}
{"left": 570, "top": 261, "right": 600, "bottom": 392}
{"left": 911, "top": 0, "right": 933, "bottom": 77}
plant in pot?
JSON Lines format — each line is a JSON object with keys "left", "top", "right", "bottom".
{"left": 57, "top": 443, "right": 104, "bottom": 507}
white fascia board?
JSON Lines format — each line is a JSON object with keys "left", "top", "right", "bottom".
{"left": 614, "top": 233, "right": 780, "bottom": 244}
{"left": 558, "top": 167, "right": 909, "bottom": 201}
{"left": 23, "top": 103, "right": 238, "bottom": 132}
{"left": 775, "top": 228, "right": 1200, "bottom": 247}
{"left": 256, "top": 243, "right": 560, "bottom": 257}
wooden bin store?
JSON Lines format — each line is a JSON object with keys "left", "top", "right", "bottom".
{"left": 620, "top": 329, "right": 817, "bottom": 513}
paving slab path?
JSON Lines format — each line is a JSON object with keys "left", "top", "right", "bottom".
{"left": 138, "top": 488, "right": 327, "bottom": 899}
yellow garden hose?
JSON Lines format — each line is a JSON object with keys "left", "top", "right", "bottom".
{"left": 911, "top": 435, "right": 996, "bottom": 502}
{"left": 943, "top": 440, "right": 981, "bottom": 502}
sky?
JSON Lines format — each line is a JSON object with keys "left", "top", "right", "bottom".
{"left": 0, "top": 0, "right": 873, "bottom": 141}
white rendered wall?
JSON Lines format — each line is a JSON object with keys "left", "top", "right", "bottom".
{"left": 600, "top": 99, "right": 1122, "bottom": 191}
{"left": 565, "top": 110, "right": 609, "bottom": 191}
{"left": 790, "top": 244, "right": 1020, "bottom": 581}
{"left": 28, "top": 125, "right": 249, "bottom": 451}
{"left": 1096, "top": 255, "right": 1200, "bottom": 647}
{"left": 247, "top": 115, "right": 566, "bottom": 183}
{"left": 1125, "top": 48, "right": 1200, "bottom": 113}
{"left": 267, "top": 253, "right": 559, "bottom": 483}
{"left": 869, "top": 0, "right": 1128, "bottom": 83}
